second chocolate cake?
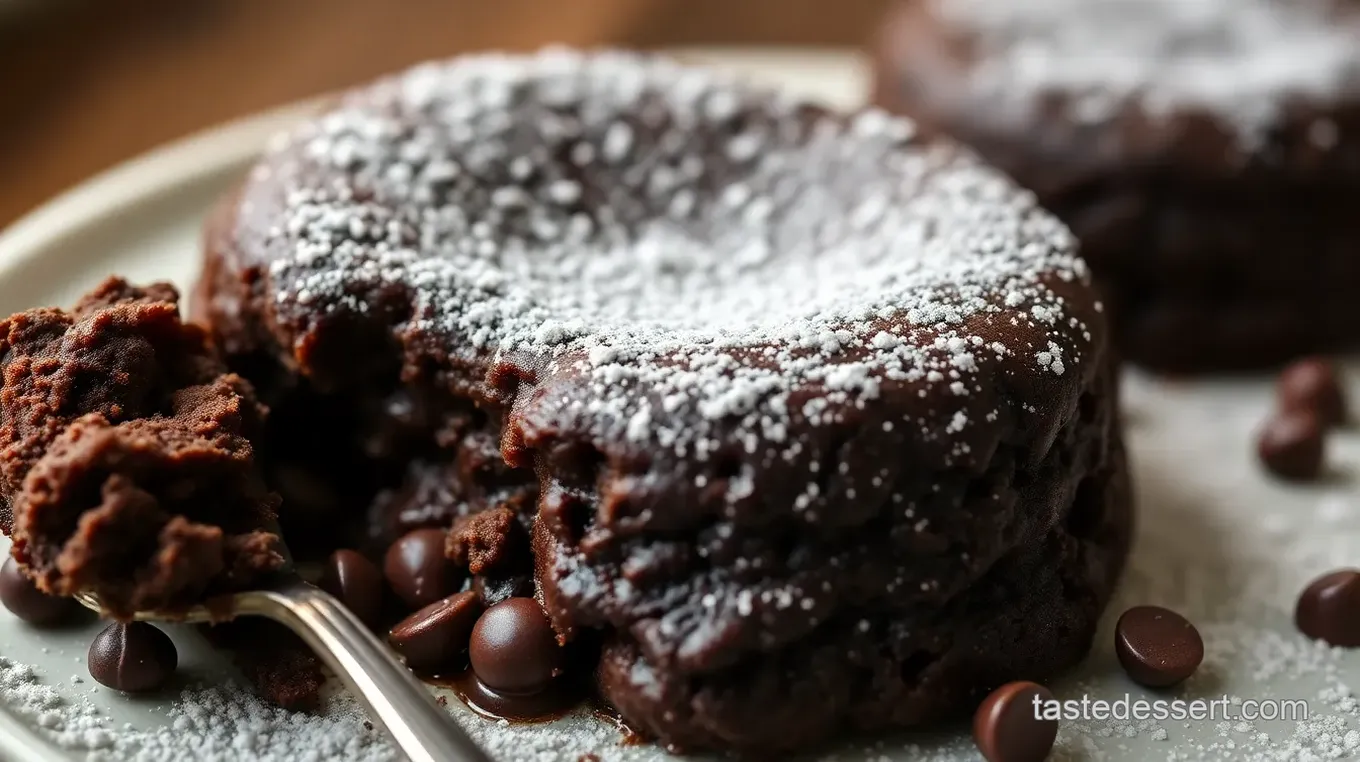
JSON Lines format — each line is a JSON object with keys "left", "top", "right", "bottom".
{"left": 873, "top": 0, "right": 1360, "bottom": 372}
{"left": 197, "top": 51, "right": 1131, "bottom": 754}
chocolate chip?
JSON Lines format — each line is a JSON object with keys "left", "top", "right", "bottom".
{"left": 389, "top": 591, "right": 483, "bottom": 672}
{"left": 1114, "top": 605, "right": 1203, "bottom": 688}
{"left": 472, "top": 574, "right": 534, "bottom": 607}
{"left": 1278, "top": 357, "right": 1347, "bottom": 427}
{"left": 0, "top": 557, "right": 79, "bottom": 626}
{"left": 1296, "top": 569, "right": 1360, "bottom": 647}
{"left": 384, "top": 528, "right": 462, "bottom": 610}
{"left": 1257, "top": 410, "right": 1326, "bottom": 481}
{"left": 319, "top": 550, "right": 384, "bottom": 627}
{"left": 469, "top": 598, "right": 562, "bottom": 695}
{"left": 972, "top": 681, "right": 1057, "bottom": 762}
{"left": 87, "top": 621, "right": 177, "bottom": 693}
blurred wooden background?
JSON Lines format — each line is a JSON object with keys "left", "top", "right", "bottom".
{"left": 0, "top": 0, "right": 888, "bottom": 228}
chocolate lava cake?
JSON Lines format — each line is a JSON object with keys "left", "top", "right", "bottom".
{"left": 187, "top": 50, "right": 1132, "bottom": 754}
{"left": 872, "top": 0, "right": 1360, "bottom": 372}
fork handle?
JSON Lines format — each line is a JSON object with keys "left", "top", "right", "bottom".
{"left": 234, "top": 579, "right": 492, "bottom": 762}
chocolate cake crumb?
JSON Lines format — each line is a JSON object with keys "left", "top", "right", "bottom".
{"left": 0, "top": 277, "right": 283, "bottom": 618}
{"left": 204, "top": 620, "right": 325, "bottom": 711}
{"left": 447, "top": 507, "right": 525, "bottom": 574}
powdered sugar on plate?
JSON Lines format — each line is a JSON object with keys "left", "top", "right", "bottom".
{"left": 934, "top": 0, "right": 1360, "bottom": 145}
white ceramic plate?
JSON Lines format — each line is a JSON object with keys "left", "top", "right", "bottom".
{"left": 2, "top": 47, "right": 1360, "bottom": 762}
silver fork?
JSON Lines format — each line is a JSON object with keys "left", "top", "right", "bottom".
{"left": 76, "top": 575, "right": 493, "bottom": 762}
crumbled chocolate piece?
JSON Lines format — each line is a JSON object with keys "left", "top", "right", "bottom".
{"left": 0, "top": 278, "right": 283, "bottom": 618}
{"left": 446, "top": 507, "right": 526, "bottom": 574}
{"left": 204, "top": 619, "right": 325, "bottom": 711}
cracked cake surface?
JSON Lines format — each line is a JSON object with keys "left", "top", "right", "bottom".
{"left": 198, "top": 50, "right": 1131, "bottom": 753}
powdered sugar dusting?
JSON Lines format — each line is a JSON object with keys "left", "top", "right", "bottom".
{"left": 935, "top": 0, "right": 1360, "bottom": 145}
{"left": 0, "top": 657, "right": 117, "bottom": 752}
{"left": 256, "top": 48, "right": 1093, "bottom": 467}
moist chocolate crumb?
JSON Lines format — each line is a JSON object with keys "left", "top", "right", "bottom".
{"left": 205, "top": 619, "right": 325, "bottom": 711}
{"left": 446, "top": 507, "right": 526, "bottom": 574}
{"left": 0, "top": 277, "right": 283, "bottom": 618}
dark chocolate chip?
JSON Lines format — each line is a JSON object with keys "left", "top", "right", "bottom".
{"left": 1114, "top": 605, "right": 1203, "bottom": 688}
{"left": 455, "top": 671, "right": 574, "bottom": 721}
{"left": 319, "top": 549, "right": 385, "bottom": 627}
{"left": 469, "top": 597, "right": 562, "bottom": 695}
{"left": 1278, "top": 358, "right": 1347, "bottom": 427}
{"left": 1257, "top": 410, "right": 1326, "bottom": 481}
{"left": 472, "top": 574, "right": 534, "bottom": 607}
{"left": 0, "top": 557, "right": 79, "bottom": 626}
{"left": 384, "top": 528, "right": 462, "bottom": 610}
{"left": 973, "top": 681, "right": 1057, "bottom": 762}
{"left": 87, "top": 621, "right": 177, "bottom": 693}
{"left": 1296, "top": 569, "right": 1360, "bottom": 647}
{"left": 389, "top": 591, "right": 483, "bottom": 672}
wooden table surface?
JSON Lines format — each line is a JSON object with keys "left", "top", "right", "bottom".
{"left": 0, "top": 0, "right": 888, "bottom": 228}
